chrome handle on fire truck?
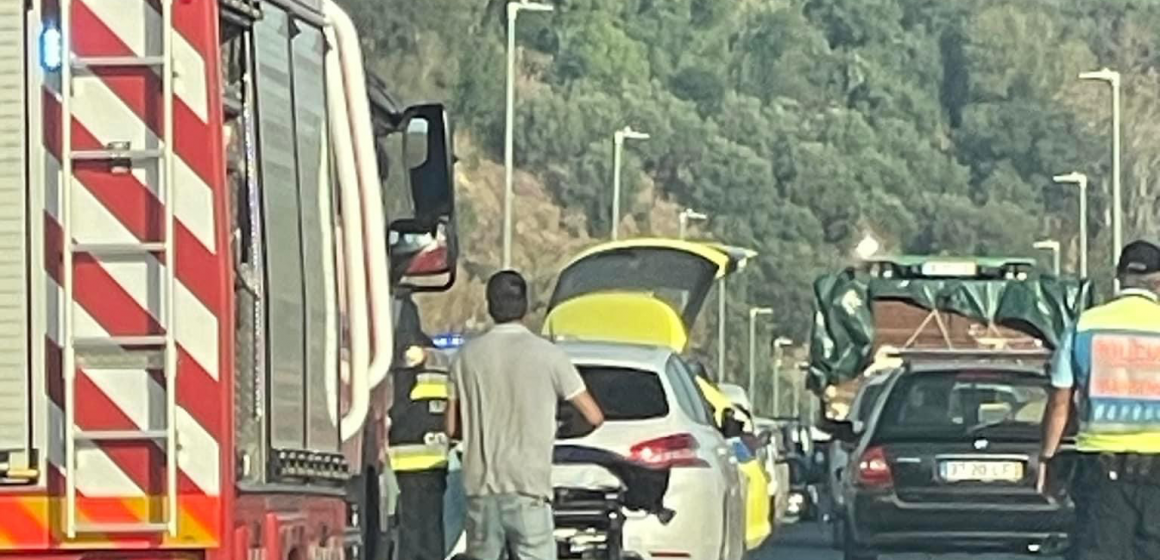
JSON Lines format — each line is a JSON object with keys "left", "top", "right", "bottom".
{"left": 59, "top": 0, "right": 179, "bottom": 538}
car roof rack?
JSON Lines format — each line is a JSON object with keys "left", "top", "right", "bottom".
{"left": 887, "top": 348, "right": 1053, "bottom": 361}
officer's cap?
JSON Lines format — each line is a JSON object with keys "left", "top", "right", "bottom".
{"left": 1117, "top": 240, "right": 1160, "bottom": 275}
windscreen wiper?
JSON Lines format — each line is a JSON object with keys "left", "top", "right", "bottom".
{"left": 964, "top": 418, "right": 1012, "bottom": 435}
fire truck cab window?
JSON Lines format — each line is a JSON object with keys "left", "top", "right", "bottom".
{"left": 253, "top": 5, "right": 339, "bottom": 455}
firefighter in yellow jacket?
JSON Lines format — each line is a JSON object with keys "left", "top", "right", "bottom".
{"left": 388, "top": 300, "right": 452, "bottom": 560}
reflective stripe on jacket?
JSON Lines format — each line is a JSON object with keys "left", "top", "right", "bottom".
{"left": 389, "top": 442, "right": 449, "bottom": 471}
{"left": 410, "top": 373, "right": 450, "bottom": 400}
{"left": 389, "top": 366, "right": 451, "bottom": 472}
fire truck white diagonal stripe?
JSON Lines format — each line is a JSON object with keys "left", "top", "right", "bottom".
{"left": 74, "top": 308, "right": 160, "bottom": 429}
{"left": 43, "top": 294, "right": 151, "bottom": 498}
{"left": 176, "top": 407, "right": 221, "bottom": 494}
{"left": 49, "top": 281, "right": 220, "bottom": 495}
{"left": 44, "top": 61, "right": 217, "bottom": 252}
{"left": 79, "top": 0, "right": 209, "bottom": 123}
{"left": 44, "top": 156, "right": 221, "bottom": 381}
{"left": 78, "top": 314, "right": 222, "bottom": 495}
{"left": 49, "top": 405, "right": 146, "bottom": 497}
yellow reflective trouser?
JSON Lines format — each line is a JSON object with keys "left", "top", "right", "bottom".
{"left": 389, "top": 442, "right": 449, "bottom": 472}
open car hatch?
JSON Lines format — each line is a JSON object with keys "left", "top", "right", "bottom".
{"left": 544, "top": 238, "right": 756, "bottom": 351}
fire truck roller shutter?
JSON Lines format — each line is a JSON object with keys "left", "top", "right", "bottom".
{"left": 253, "top": 5, "right": 340, "bottom": 454}
{"left": 0, "top": 0, "right": 33, "bottom": 479}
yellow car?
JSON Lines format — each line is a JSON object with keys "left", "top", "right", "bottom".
{"left": 696, "top": 377, "right": 773, "bottom": 550}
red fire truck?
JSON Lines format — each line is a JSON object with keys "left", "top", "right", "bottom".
{"left": 0, "top": 0, "right": 459, "bottom": 558}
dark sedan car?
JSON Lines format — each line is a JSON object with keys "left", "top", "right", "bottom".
{"left": 832, "top": 362, "right": 1074, "bottom": 560}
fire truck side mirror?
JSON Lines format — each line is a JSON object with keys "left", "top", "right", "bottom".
{"left": 393, "top": 103, "right": 458, "bottom": 292}
{"left": 400, "top": 103, "right": 454, "bottom": 225}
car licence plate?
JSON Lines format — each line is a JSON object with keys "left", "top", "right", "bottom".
{"left": 939, "top": 460, "right": 1024, "bottom": 482}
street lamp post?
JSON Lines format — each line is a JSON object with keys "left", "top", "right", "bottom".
{"left": 715, "top": 252, "right": 756, "bottom": 382}
{"left": 1034, "top": 240, "right": 1061, "bottom": 275}
{"left": 797, "top": 361, "right": 812, "bottom": 424}
{"left": 678, "top": 208, "right": 708, "bottom": 240}
{"left": 502, "top": 0, "right": 554, "bottom": 269}
{"left": 1053, "top": 172, "right": 1089, "bottom": 278}
{"left": 748, "top": 307, "right": 773, "bottom": 406}
{"left": 1079, "top": 68, "right": 1122, "bottom": 289}
{"left": 717, "top": 276, "right": 726, "bottom": 382}
{"left": 677, "top": 208, "right": 709, "bottom": 309}
{"left": 611, "top": 126, "right": 650, "bottom": 240}
{"left": 772, "top": 337, "right": 792, "bottom": 417}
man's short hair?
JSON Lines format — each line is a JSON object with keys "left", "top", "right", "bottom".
{"left": 487, "top": 271, "right": 528, "bottom": 323}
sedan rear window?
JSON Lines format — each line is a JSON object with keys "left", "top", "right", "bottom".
{"left": 578, "top": 366, "right": 669, "bottom": 420}
{"left": 875, "top": 370, "right": 1048, "bottom": 440}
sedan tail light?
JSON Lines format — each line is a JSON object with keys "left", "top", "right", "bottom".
{"left": 629, "top": 433, "right": 709, "bottom": 468}
{"left": 856, "top": 446, "right": 893, "bottom": 488}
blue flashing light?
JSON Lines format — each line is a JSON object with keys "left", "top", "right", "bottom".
{"left": 432, "top": 333, "right": 465, "bottom": 349}
{"left": 41, "top": 26, "right": 63, "bottom": 72}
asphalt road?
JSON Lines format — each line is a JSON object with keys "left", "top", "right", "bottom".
{"left": 751, "top": 521, "right": 1063, "bottom": 560}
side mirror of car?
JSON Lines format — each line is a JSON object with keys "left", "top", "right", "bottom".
{"left": 720, "top": 408, "right": 746, "bottom": 439}
{"left": 821, "top": 418, "right": 859, "bottom": 443}
{"left": 687, "top": 360, "right": 709, "bottom": 380}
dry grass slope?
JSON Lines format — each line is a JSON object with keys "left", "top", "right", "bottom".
{"left": 414, "top": 132, "right": 691, "bottom": 335}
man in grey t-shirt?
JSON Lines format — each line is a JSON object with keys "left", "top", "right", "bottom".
{"left": 447, "top": 271, "right": 604, "bottom": 560}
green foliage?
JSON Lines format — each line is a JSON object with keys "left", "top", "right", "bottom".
{"left": 341, "top": 0, "right": 1152, "bottom": 383}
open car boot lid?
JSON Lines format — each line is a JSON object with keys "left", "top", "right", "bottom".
{"left": 544, "top": 238, "right": 756, "bottom": 352}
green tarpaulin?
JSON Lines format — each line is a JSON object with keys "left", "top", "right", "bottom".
{"left": 807, "top": 269, "right": 1093, "bottom": 393}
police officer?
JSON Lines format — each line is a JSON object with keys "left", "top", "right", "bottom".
{"left": 1041, "top": 240, "right": 1160, "bottom": 560}
{"left": 388, "top": 296, "right": 450, "bottom": 560}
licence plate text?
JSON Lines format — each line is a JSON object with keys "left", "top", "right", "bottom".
{"left": 939, "top": 460, "right": 1023, "bottom": 482}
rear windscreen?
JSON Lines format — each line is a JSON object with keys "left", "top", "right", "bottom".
{"left": 875, "top": 371, "right": 1048, "bottom": 440}
{"left": 578, "top": 366, "right": 669, "bottom": 420}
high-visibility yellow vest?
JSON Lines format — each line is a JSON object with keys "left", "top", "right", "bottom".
{"left": 1062, "top": 292, "right": 1160, "bottom": 453}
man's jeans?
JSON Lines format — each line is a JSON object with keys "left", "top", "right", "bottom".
{"left": 465, "top": 494, "right": 555, "bottom": 560}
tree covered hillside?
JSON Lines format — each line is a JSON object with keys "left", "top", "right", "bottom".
{"left": 344, "top": 0, "right": 1160, "bottom": 383}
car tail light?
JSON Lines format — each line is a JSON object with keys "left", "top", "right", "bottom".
{"left": 629, "top": 433, "right": 709, "bottom": 468}
{"left": 856, "top": 446, "right": 893, "bottom": 488}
